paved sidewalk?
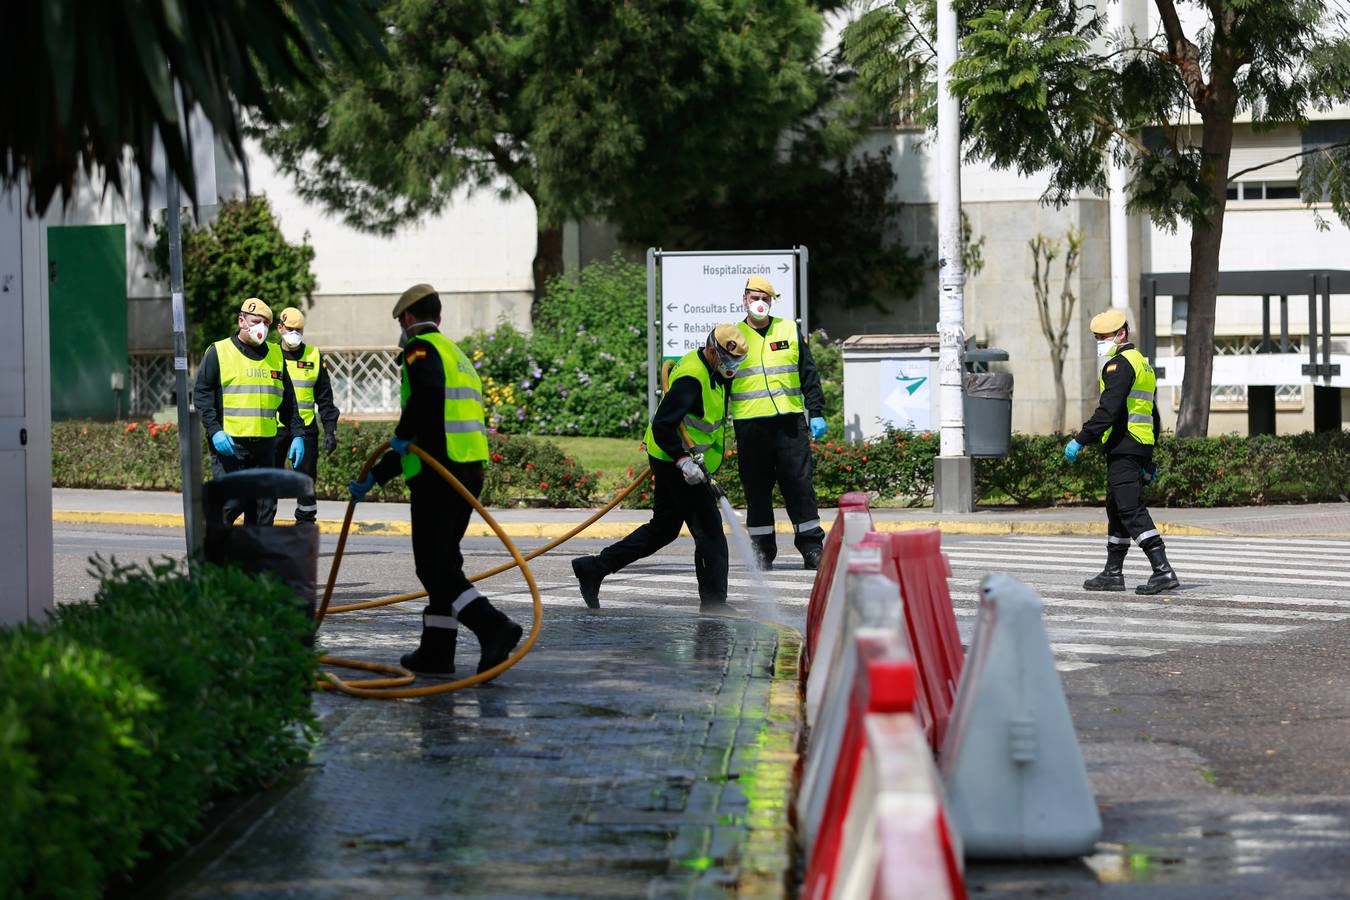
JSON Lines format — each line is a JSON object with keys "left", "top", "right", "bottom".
{"left": 144, "top": 606, "right": 802, "bottom": 899}
{"left": 52, "top": 487, "right": 1350, "bottom": 537}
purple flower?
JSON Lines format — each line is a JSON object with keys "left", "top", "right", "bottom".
{"left": 474, "top": 360, "right": 482, "bottom": 369}
{"left": 516, "top": 407, "right": 526, "bottom": 420}
{"left": 521, "top": 379, "right": 532, "bottom": 389}
{"left": 532, "top": 367, "right": 543, "bottom": 379}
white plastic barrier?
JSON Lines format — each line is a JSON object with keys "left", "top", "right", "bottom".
{"left": 804, "top": 505, "right": 878, "bottom": 729}
{"left": 939, "top": 573, "right": 1102, "bottom": 858}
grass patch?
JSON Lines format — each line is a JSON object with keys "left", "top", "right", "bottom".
{"left": 538, "top": 435, "right": 649, "bottom": 489}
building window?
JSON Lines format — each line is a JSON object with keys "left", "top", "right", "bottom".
{"left": 1226, "top": 181, "right": 1301, "bottom": 202}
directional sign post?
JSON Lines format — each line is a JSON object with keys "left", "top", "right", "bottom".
{"left": 646, "top": 248, "right": 808, "bottom": 416}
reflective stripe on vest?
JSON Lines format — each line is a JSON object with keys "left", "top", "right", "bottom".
{"left": 1098, "top": 347, "right": 1157, "bottom": 446}
{"left": 399, "top": 331, "right": 489, "bottom": 479}
{"left": 730, "top": 318, "right": 804, "bottom": 419}
{"left": 282, "top": 344, "right": 322, "bottom": 427}
{"left": 645, "top": 350, "right": 728, "bottom": 474}
{"left": 215, "top": 338, "right": 284, "bottom": 438}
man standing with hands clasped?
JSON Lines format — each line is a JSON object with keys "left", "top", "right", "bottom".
{"left": 194, "top": 297, "right": 306, "bottom": 526}
{"left": 730, "top": 275, "right": 829, "bottom": 570}
{"left": 1064, "top": 308, "right": 1180, "bottom": 595}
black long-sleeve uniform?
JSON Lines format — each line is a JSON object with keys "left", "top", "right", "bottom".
{"left": 274, "top": 342, "right": 342, "bottom": 522}
{"left": 591, "top": 351, "right": 731, "bottom": 606}
{"left": 370, "top": 328, "right": 487, "bottom": 620}
{"left": 1075, "top": 343, "right": 1164, "bottom": 547}
{"left": 733, "top": 318, "right": 827, "bottom": 565}
{"left": 193, "top": 334, "right": 305, "bottom": 526}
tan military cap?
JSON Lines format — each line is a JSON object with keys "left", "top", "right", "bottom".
{"left": 278, "top": 307, "right": 305, "bottom": 329}
{"left": 744, "top": 275, "right": 779, "bottom": 298}
{"left": 709, "top": 323, "right": 749, "bottom": 358}
{"left": 393, "top": 283, "right": 438, "bottom": 319}
{"left": 239, "top": 297, "right": 273, "bottom": 325}
{"left": 1089, "top": 308, "right": 1127, "bottom": 335}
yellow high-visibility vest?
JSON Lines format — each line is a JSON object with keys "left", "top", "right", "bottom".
{"left": 645, "top": 349, "right": 727, "bottom": 474}
{"left": 282, "top": 344, "right": 321, "bottom": 427}
{"left": 215, "top": 338, "right": 284, "bottom": 438}
{"left": 730, "top": 318, "right": 804, "bottom": 419}
{"left": 1098, "top": 347, "right": 1157, "bottom": 445}
{"left": 399, "top": 331, "right": 489, "bottom": 479}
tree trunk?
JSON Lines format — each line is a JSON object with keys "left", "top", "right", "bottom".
{"left": 1175, "top": 114, "right": 1235, "bottom": 438}
{"left": 1051, "top": 348, "right": 1066, "bottom": 434}
{"left": 532, "top": 226, "right": 564, "bottom": 315}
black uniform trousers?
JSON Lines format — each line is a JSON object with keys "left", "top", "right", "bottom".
{"left": 1105, "top": 454, "right": 1161, "bottom": 548}
{"left": 410, "top": 461, "right": 484, "bottom": 620}
{"left": 274, "top": 429, "right": 319, "bottom": 522}
{"left": 734, "top": 414, "right": 825, "bottom": 561}
{"left": 594, "top": 457, "right": 728, "bottom": 604}
{"left": 209, "top": 436, "right": 278, "bottom": 526}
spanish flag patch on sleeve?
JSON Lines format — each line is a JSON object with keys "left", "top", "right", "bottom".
{"left": 406, "top": 348, "right": 428, "bottom": 363}
{"left": 1105, "top": 363, "right": 1117, "bottom": 373}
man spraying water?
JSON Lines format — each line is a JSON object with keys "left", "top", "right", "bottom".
{"left": 572, "top": 325, "right": 747, "bottom": 614}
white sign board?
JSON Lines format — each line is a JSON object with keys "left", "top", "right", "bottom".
{"left": 878, "top": 358, "right": 933, "bottom": 431}
{"left": 657, "top": 252, "right": 799, "bottom": 359}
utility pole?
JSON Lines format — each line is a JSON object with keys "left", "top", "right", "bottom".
{"left": 166, "top": 170, "right": 203, "bottom": 557}
{"left": 933, "top": 0, "right": 972, "bottom": 513}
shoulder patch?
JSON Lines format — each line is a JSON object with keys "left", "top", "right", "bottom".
{"left": 1104, "top": 363, "right": 1118, "bottom": 373}
{"left": 406, "top": 348, "right": 428, "bottom": 363}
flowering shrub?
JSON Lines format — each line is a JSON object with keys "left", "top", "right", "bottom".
{"left": 53, "top": 420, "right": 1350, "bottom": 509}
{"left": 457, "top": 322, "right": 538, "bottom": 434}
{"left": 53, "top": 421, "right": 600, "bottom": 509}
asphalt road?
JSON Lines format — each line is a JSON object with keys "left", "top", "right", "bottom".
{"left": 53, "top": 524, "right": 1350, "bottom": 898}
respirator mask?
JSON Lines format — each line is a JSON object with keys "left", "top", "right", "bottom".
{"left": 281, "top": 330, "right": 303, "bottom": 349}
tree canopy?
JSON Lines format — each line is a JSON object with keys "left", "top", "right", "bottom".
{"left": 254, "top": 0, "right": 831, "bottom": 299}
{"left": 845, "top": 0, "right": 1350, "bottom": 436}
{"left": 2, "top": 0, "right": 379, "bottom": 218}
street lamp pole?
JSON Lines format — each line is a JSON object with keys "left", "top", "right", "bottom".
{"left": 933, "top": 0, "right": 972, "bottom": 513}
{"left": 166, "top": 170, "right": 203, "bottom": 557}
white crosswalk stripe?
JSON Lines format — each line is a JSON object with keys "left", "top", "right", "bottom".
{"left": 484, "top": 535, "right": 1350, "bottom": 675}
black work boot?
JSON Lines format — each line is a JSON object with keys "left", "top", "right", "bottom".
{"left": 801, "top": 545, "right": 823, "bottom": 571}
{"left": 572, "top": 555, "right": 605, "bottom": 609}
{"left": 751, "top": 535, "right": 776, "bottom": 571}
{"left": 1136, "top": 542, "right": 1181, "bottom": 595}
{"left": 1083, "top": 542, "right": 1129, "bottom": 591}
{"left": 458, "top": 597, "right": 524, "bottom": 675}
{"left": 699, "top": 594, "right": 737, "bottom": 616}
{"left": 400, "top": 613, "right": 458, "bottom": 678}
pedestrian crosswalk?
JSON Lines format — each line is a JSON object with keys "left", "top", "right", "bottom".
{"left": 487, "top": 534, "right": 1350, "bottom": 675}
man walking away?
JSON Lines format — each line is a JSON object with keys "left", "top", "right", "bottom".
{"left": 1064, "top": 308, "right": 1180, "bottom": 595}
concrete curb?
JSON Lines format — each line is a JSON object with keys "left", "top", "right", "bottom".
{"left": 52, "top": 509, "right": 1268, "bottom": 538}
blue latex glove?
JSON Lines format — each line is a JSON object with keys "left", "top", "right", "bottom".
{"left": 809, "top": 416, "right": 828, "bottom": 440}
{"left": 287, "top": 436, "right": 305, "bottom": 468}
{"left": 348, "top": 473, "right": 376, "bottom": 503}
{"left": 1064, "top": 438, "right": 1082, "bottom": 463}
{"left": 389, "top": 435, "right": 412, "bottom": 456}
{"left": 1142, "top": 461, "right": 1159, "bottom": 484}
{"left": 211, "top": 431, "right": 236, "bottom": 457}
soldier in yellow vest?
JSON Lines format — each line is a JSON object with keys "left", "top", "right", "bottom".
{"left": 1064, "top": 308, "right": 1180, "bottom": 595}
{"left": 571, "top": 325, "right": 748, "bottom": 613}
{"left": 730, "top": 275, "right": 829, "bottom": 570}
{"left": 346, "top": 284, "right": 522, "bottom": 679}
{"left": 273, "top": 307, "right": 341, "bottom": 523}
{"left": 193, "top": 297, "right": 306, "bottom": 526}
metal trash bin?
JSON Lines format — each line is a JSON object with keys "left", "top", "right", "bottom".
{"left": 203, "top": 469, "right": 318, "bottom": 622}
{"left": 964, "top": 369, "right": 1014, "bottom": 458}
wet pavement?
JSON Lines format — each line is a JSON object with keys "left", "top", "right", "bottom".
{"left": 145, "top": 603, "right": 801, "bottom": 899}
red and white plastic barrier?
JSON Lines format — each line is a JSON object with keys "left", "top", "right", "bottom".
{"left": 799, "top": 625, "right": 966, "bottom": 900}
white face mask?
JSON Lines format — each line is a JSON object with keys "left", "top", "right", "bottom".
{"left": 242, "top": 321, "right": 269, "bottom": 346}
{"left": 747, "top": 298, "right": 772, "bottom": 320}
{"left": 1096, "top": 338, "right": 1118, "bottom": 358}
{"left": 281, "top": 330, "right": 303, "bottom": 349}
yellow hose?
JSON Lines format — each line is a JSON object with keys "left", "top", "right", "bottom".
{"left": 314, "top": 440, "right": 652, "bottom": 698}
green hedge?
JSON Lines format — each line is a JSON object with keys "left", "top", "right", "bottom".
{"left": 0, "top": 560, "right": 318, "bottom": 899}
{"left": 52, "top": 420, "right": 1350, "bottom": 509}
{"left": 53, "top": 421, "right": 602, "bottom": 508}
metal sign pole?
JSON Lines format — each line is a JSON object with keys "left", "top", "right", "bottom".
{"left": 647, "top": 247, "right": 660, "bottom": 418}
{"left": 165, "top": 170, "right": 201, "bottom": 558}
